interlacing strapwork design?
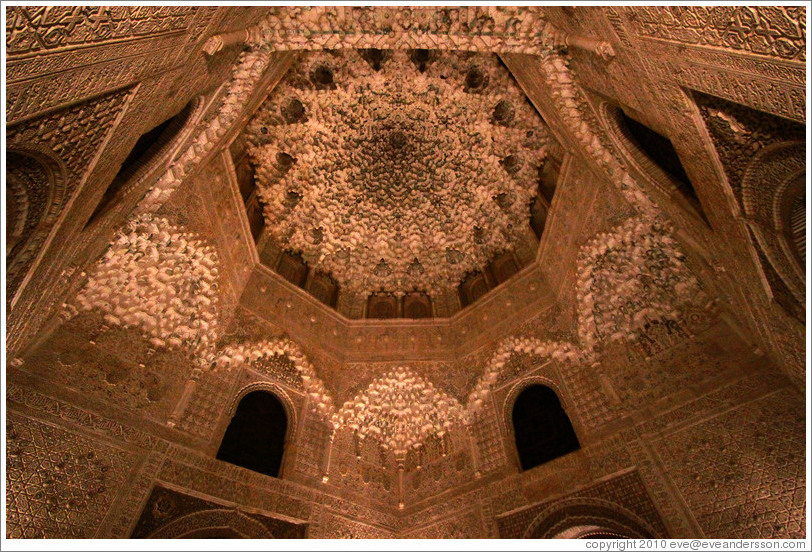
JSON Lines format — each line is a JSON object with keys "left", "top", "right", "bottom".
{"left": 656, "top": 392, "right": 806, "bottom": 539}
{"left": 630, "top": 6, "right": 806, "bottom": 61}
{"left": 6, "top": 6, "right": 198, "bottom": 55}
{"left": 5, "top": 413, "right": 133, "bottom": 538}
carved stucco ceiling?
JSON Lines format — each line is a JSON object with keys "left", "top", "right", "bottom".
{"left": 245, "top": 49, "right": 551, "bottom": 297}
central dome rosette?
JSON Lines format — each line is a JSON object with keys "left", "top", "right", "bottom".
{"left": 246, "top": 49, "right": 550, "bottom": 297}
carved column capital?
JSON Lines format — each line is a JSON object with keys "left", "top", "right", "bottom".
{"left": 202, "top": 26, "right": 263, "bottom": 56}
{"left": 566, "top": 34, "right": 616, "bottom": 60}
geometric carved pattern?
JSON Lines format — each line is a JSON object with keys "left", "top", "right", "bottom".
{"left": 177, "top": 370, "right": 231, "bottom": 439}
{"left": 295, "top": 412, "right": 331, "bottom": 480}
{"left": 406, "top": 452, "right": 474, "bottom": 504}
{"left": 7, "top": 89, "right": 131, "bottom": 179}
{"left": 249, "top": 6, "right": 560, "bottom": 54}
{"left": 655, "top": 390, "right": 806, "bottom": 538}
{"left": 319, "top": 509, "right": 393, "bottom": 539}
{"left": 5, "top": 151, "right": 63, "bottom": 302}
{"left": 5, "top": 5, "right": 211, "bottom": 123}
{"left": 751, "top": 230, "right": 805, "bottom": 323}
{"left": 496, "top": 352, "right": 540, "bottom": 387}
{"left": 3, "top": 6, "right": 807, "bottom": 541}
{"left": 249, "top": 353, "right": 303, "bottom": 390}
{"left": 6, "top": 87, "right": 130, "bottom": 302}
{"left": 130, "top": 484, "right": 306, "bottom": 538}
{"left": 695, "top": 92, "right": 806, "bottom": 209}
{"left": 5, "top": 412, "right": 134, "bottom": 538}
{"left": 470, "top": 402, "right": 507, "bottom": 474}
{"left": 630, "top": 6, "right": 807, "bottom": 61}
{"left": 401, "top": 507, "right": 484, "bottom": 539}
{"left": 696, "top": 93, "right": 805, "bottom": 317}
{"left": 246, "top": 49, "right": 550, "bottom": 298}
{"left": 495, "top": 470, "right": 667, "bottom": 538}
{"left": 6, "top": 6, "right": 198, "bottom": 56}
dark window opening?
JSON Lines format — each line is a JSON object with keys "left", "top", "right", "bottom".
{"left": 529, "top": 197, "right": 548, "bottom": 240}
{"left": 617, "top": 109, "right": 707, "bottom": 221}
{"left": 231, "top": 138, "right": 267, "bottom": 243}
{"left": 216, "top": 391, "right": 287, "bottom": 478}
{"left": 244, "top": 190, "right": 265, "bottom": 242}
{"left": 85, "top": 101, "right": 194, "bottom": 227}
{"left": 491, "top": 252, "right": 520, "bottom": 284}
{"left": 368, "top": 294, "right": 398, "bottom": 319}
{"left": 403, "top": 293, "right": 431, "bottom": 319}
{"left": 277, "top": 251, "right": 309, "bottom": 287}
{"left": 308, "top": 272, "right": 339, "bottom": 308}
{"left": 537, "top": 159, "right": 559, "bottom": 206}
{"left": 529, "top": 158, "right": 559, "bottom": 241}
{"left": 512, "top": 385, "right": 580, "bottom": 471}
{"left": 459, "top": 271, "right": 490, "bottom": 307}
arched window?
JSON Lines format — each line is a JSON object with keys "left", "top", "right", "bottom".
{"left": 216, "top": 391, "right": 287, "bottom": 478}
{"left": 512, "top": 385, "right": 580, "bottom": 471}
{"left": 367, "top": 293, "right": 398, "bottom": 319}
{"left": 403, "top": 292, "right": 431, "bottom": 319}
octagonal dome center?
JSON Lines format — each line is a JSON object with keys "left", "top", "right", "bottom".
{"left": 245, "top": 49, "right": 551, "bottom": 298}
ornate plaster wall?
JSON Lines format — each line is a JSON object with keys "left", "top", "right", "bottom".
{"left": 5, "top": 6, "right": 806, "bottom": 541}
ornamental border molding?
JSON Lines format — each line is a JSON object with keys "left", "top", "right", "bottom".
{"left": 522, "top": 496, "right": 661, "bottom": 539}
{"left": 215, "top": 337, "right": 334, "bottom": 419}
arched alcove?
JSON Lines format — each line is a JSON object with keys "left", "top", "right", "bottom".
{"left": 740, "top": 141, "right": 806, "bottom": 321}
{"left": 5, "top": 147, "right": 68, "bottom": 304}
{"left": 403, "top": 292, "right": 431, "bottom": 319}
{"left": 85, "top": 96, "right": 202, "bottom": 227}
{"left": 511, "top": 384, "right": 580, "bottom": 471}
{"left": 6, "top": 152, "right": 53, "bottom": 260}
{"left": 523, "top": 498, "right": 661, "bottom": 539}
{"left": 145, "top": 509, "right": 276, "bottom": 539}
{"left": 216, "top": 390, "right": 288, "bottom": 478}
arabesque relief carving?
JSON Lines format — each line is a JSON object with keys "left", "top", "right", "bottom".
{"left": 4, "top": 5, "right": 805, "bottom": 542}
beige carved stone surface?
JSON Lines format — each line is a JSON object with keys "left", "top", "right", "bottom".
{"left": 655, "top": 390, "right": 806, "bottom": 539}
{"left": 130, "top": 484, "right": 306, "bottom": 538}
{"left": 496, "top": 470, "right": 667, "bottom": 538}
{"left": 19, "top": 312, "right": 192, "bottom": 421}
{"left": 5, "top": 413, "right": 136, "bottom": 538}
{"left": 6, "top": 7, "right": 198, "bottom": 55}
{"left": 628, "top": 7, "right": 806, "bottom": 61}
{"left": 6, "top": 89, "right": 132, "bottom": 302}
{"left": 245, "top": 49, "right": 551, "bottom": 299}
{"left": 4, "top": 5, "right": 806, "bottom": 542}
{"left": 319, "top": 509, "right": 393, "bottom": 539}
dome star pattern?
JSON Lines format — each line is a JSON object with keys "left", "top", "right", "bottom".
{"left": 246, "top": 49, "right": 551, "bottom": 297}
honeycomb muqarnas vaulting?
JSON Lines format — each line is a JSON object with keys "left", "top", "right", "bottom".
{"left": 5, "top": 6, "right": 807, "bottom": 541}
